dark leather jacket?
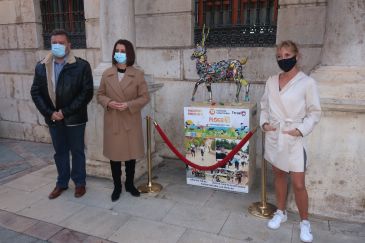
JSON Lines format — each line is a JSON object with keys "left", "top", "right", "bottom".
{"left": 30, "top": 52, "right": 94, "bottom": 126}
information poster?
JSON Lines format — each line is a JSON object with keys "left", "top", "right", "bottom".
{"left": 184, "top": 105, "right": 253, "bottom": 193}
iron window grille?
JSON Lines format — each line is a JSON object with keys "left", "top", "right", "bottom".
{"left": 40, "top": 0, "right": 86, "bottom": 49}
{"left": 194, "top": 0, "right": 278, "bottom": 47}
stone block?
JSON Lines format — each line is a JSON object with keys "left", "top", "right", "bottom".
{"left": 182, "top": 49, "right": 199, "bottom": 80}
{"left": 136, "top": 49, "right": 181, "bottom": 79}
{"left": 24, "top": 221, "right": 63, "bottom": 241}
{"left": 0, "top": 121, "right": 25, "bottom": 140}
{"left": 31, "top": 125, "right": 51, "bottom": 143}
{"left": 18, "top": 100, "right": 38, "bottom": 124}
{"left": 136, "top": 13, "right": 193, "bottom": 48}
{"left": 0, "top": 0, "right": 18, "bottom": 24}
{"left": 7, "top": 25, "right": 18, "bottom": 49}
{"left": 85, "top": 19, "right": 100, "bottom": 49}
{"left": 1, "top": 75, "right": 15, "bottom": 98}
{"left": 135, "top": 0, "right": 192, "bottom": 15}
{"left": 20, "top": 0, "right": 40, "bottom": 23}
{"left": 277, "top": 4, "right": 327, "bottom": 45}
{"left": 85, "top": 49, "right": 101, "bottom": 69}
{"left": 1, "top": 50, "right": 37, "bottom": 74}
{"left": 0, "top": 209, "right": 38, "bottom": 232}
{"left": 84, "top": 0, "right": 99, "bottom": 19}
{"left": 4, "top": 174, "right": 53, "bottom": 192}
{"left": 0, "top": 98, "right": 19, "bottom": 122}
{"left": 16, "top": 23, "right": 43, "bottom": 49}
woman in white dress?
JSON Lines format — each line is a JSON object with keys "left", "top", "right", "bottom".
{"left": 260, "top": 41, "right": 321, "bottom": 243}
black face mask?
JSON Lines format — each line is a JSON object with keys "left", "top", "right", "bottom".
{"left": 277, "top": 56, "right": 297, "bottom": 72}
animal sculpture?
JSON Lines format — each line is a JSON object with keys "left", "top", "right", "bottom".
{"left": 191, "top": 26, "right": 249, "bottom": 102}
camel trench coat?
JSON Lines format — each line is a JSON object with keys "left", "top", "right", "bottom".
{"left": 97, "top": 66, "right": 150, "bottom": 162}
{"left": 260, "top": 71, "right": 321, "bottom": 172}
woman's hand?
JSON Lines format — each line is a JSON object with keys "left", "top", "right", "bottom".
{"left": 108, "top": 101, "right": 128, "bottom": 111}
{"left": 263, "top": 123, "right": 276, "bottom": 132}
{"left": 282, "top": 128, "right": 302, "bottom": 137}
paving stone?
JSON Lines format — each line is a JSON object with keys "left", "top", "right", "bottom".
{"left": 2, "top": 233, "right": 41, "bottom": 243}
{"left": 112, "top": 195, "right": 176, "bottom": 221}
{"left": 292, "top": 226, "right": 364, "bottom": 243}
{"left": 23, "top": 221, "right": 63, "bottom": 240}
{"left": 0, "top": 164, "right": 30, "bottom": 181}
{"left": 220, "top": 211, "right": 293, "bottom": 242}
{"left": 58, "top": 185, "right": 118, "bottom": 210}
{"left": 163, "top": 203, "right": 230, "bottom": 234}
{"left": 4, "top": 174, "right": 53, "bottom": 192}
{"left": 17, "top": 198, "right": 85, "bottom": 224}
{"left": 48, "top": 228, "right": 89, "bottom": 243}
{"left": 177, "top": 229, "right": 243, "bottom": 243}
{"left": 329, "top": 220, "right": 365, "bottom": 237}
{"left": 29, "top": 165, "right": 58, "bottom": 180}
{"left": 0, "top": 210, "right": 38, "bottom": 233}
{"left": 59, "top": 206, "right": 130, "bottom": 239}
{"left": 155, "top": 183, "right": 214, "bottom": 206}
{"left": 0, "top": 186, "right": 43, "bottom": 212}
{"left": 0, "top": 144, "right": 23, "bottom": 164}
{"left": 109, "top": 217, "right": 186, "bottom": 243}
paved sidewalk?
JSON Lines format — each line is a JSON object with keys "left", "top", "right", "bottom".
{"left": 0, "top": 139, "right": 364, "bottom": 243}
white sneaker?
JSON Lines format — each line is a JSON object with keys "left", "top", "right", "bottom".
{"left": 267, "top": 210, "right": 287, "bottom": 229}
{"left": 300, "top": 220, "right": 313, "bottom": 242}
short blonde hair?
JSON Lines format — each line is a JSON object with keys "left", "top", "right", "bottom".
{"left": 277, "top": 40, "right": 299, "bottom": 55}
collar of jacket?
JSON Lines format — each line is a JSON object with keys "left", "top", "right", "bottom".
{"left": 40, "top": 51, "right": 77, "bottom": 65}
{"left": 104, "top": 65, "right": 137, "bottom": 78}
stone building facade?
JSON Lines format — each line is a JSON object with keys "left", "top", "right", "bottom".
{"left": 0, "top": 0, "right": 364, "bottom": 222}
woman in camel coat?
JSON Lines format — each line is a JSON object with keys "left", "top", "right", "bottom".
{"left": 97, "top": 39, "right": 150, "bottom": 201}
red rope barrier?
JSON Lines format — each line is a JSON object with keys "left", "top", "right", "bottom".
{"left": 154, "top": 122, "right": 257, "bottom": 171}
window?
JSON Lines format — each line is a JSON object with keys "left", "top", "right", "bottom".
{"left": 194, "top": 0, "right": 278, "bottom": 47}
{"left": 40, "top": 0, "right": 86, "bottom": 49}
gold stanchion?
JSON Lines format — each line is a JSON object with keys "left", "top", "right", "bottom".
{"left": 138, "top": 116, "right": 163, "bottom": 193}
{"left": 248, "top": 131, "right": 276, "bottom": 218}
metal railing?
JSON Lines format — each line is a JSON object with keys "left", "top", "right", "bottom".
{"left": 40, "top": 0, "right": 86, "bottom": 49}
{"left": 194, "top": 0, "right": 278, "bottom": 47}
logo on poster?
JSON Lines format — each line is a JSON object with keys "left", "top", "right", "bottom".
{"left": 232, "top": 110, "right": 246, "bottom": 116}
{"left": 209, "top": 109, "right": 215, "bottom": 115}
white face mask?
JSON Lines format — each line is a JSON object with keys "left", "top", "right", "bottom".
{"left": 51, "top": 44, "right": 66, "bottom": 58}
{"left": 114, "top": 52, "right": 127, "bottom": 64}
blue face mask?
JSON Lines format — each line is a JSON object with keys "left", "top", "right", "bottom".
{"left": 51, "top": 44, "right": 66, "bottom": 58}
{"left": 114, "top": 52, "right": 127, "bottom": 64}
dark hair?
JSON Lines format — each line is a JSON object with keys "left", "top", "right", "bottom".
{"left": 50, "top": 29, "right": 71, "bottom": 43}
{"left": 112, "top": 39, "right": 135, "bottom": 66}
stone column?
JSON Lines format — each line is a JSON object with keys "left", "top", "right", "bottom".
{"left": 87, "top": 0, "right": 163, "bottom": 180}
{"left": 287, "top": 0, "right": 365, "bottom": 222}
{"left": 94, "top": 0, "right": 136, "bottom": 86}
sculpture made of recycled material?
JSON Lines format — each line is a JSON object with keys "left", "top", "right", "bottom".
{"left": 191, "top": 26, "right": 249, "bottom": 102}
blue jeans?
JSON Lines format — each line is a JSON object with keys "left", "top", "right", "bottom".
{"left": 49, "top": 123, "right": 86, "bottom": 188}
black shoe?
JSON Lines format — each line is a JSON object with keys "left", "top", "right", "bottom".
{"left": 111, "top": 187, "right": 121, "bottom": 201}
{"left": 125, "top": 183, "right": 140, "bottom": 197}
{"left": 110, "top": 161, "right": 122, "bottom": 201}
{"left": 125, "top": 160, "right": 140, "bottom": 197}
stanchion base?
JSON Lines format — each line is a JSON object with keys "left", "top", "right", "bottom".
{"left": 248, "top": 202, "right": 277, "bottom": 219}
{"left": 138, "top": 182, "right": 163, "bottom": 193}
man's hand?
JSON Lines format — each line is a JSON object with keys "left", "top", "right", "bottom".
{"left": 51, "top": 111, "right": 64, "bottom": 121}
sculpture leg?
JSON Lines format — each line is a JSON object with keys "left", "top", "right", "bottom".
{"left": 191, "top": 79, "right": 205, "bottom": 101}
{"left": 207, "top": 84, "right": 213, "bottom": 102}
{"left": 235, "top": 81, "right": 242, "bottom": 102}
{"left": 244, "top": 83, "right": 250, "bottom": 102}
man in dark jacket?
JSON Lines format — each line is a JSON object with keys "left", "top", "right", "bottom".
{"left": 31, "top": 29, "right": 94, "bottom": 199}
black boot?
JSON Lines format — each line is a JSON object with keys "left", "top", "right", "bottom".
{"left": 125, "top": 160, "right": 140, "bottom": 197}
{"left": 110, "top": 161, "right": 122, "bottom": 201}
